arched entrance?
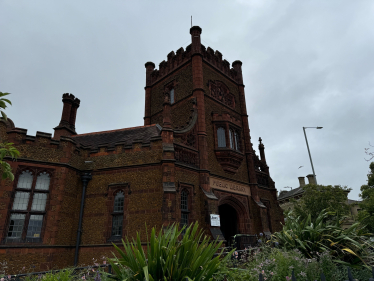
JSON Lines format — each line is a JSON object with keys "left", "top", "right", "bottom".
{"left": 219, "top": 204, "right": 238, "bottom": 245}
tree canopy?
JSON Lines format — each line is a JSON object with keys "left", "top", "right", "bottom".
{"left": 358, "top": 162, "right": 374, "bottom": 234}
{"left": 0, "top": 91, "right": 19, "bottom": 181}
{"left": 292, "top": 184, "right": 351, "bottom": 221}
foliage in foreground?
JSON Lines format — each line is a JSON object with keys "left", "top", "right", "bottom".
{"left": 358, "top": 161, "right": 374, "bottom": 234}
{"left": 215, "top": 244, "right": 373, "bottom": 281}
{"left": 109, "top": 223, "right": 234, "bottom": 281}
{"left": 0, "top": 267, "right": 113, "bottom": 280}
{"left": 0, "top": 92, "right": 19, "bottom": 181}
{"left": 271, "top": 209, "right": 373, "bottom": 267}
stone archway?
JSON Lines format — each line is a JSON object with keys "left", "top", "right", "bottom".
{"left": 218, "top": 195, "right": 251, "bottom": 244}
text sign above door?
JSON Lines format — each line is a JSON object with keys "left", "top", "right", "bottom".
{"left": 210, "top": 176, "right": 251, "bottom": 196}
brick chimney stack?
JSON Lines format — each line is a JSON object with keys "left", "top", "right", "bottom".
{"left": 144, "top": 62, "right": 155, "bottom": 126}
{"left": 298, "top": 176, "right": 305, "bottom": 187}
{"left": 306, "top": 174, "right": 316, "bottom": 185}
{"left": 53, "top": 93, "right": 80, "bottom": 139}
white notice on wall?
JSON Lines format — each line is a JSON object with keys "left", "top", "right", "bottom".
{"left": 210, "top": 214, "right": 221, "bottom": 227}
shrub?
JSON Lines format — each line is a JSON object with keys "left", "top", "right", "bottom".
{"left": 271, "top": 209, "right": 374, "bottom": 267}
{"left": 215, "top": 245, "right": 372, "bottom": 281}
{"left": 109, "top": 222, "right": 234, "bottom": 281}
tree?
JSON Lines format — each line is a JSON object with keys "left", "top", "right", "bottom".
{"left": 358, "top": 162, "right": 374, "bottom": 234}
{"left": 0, "top": 92, "right": 19, "bottom": 181}
{"left": 292, "top": 184, "right": 351, "bottom": 221}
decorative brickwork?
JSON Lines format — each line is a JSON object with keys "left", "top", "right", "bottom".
{"left": 0, "top": 26, "right": 283, "bottom": 273}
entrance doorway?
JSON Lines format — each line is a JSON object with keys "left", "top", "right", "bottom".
{"left": 219, "top": 204, "right": 238, "bottom": 245}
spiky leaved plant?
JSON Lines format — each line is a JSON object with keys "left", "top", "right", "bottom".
{"left": 271, "top": 209, "right": 373, "bottom": 268}
{"left": 109, "top": 222, "right": 234, "bottom": 281}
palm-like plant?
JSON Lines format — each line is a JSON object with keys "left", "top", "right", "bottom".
{"left": 0, "top": 92, "right": 19, "bottom": 180}
{"left": 108, "top": 222, "right": 234, "bottom": 281}
{"left": 271, "top": 210, "right": 373, "bottom": 268}
{"left": 0, "top": 92, "right": 12, "bottom": 121}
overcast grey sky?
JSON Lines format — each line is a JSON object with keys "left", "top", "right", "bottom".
{"left": 1, "top": 0, "right": 373, "bottom": 200}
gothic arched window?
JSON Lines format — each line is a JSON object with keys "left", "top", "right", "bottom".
{"left": 217, "top": 127, "right": 226, "bottom": 148}
{"left": 7, "top": 170, "right": 51, "bottom": 242}
{"left": 111, "top": 191, "right": 124, "bottom": 238}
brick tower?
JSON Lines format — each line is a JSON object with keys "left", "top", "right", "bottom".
{"left": 143, "top": 26, "right": 283, "bottom": 240}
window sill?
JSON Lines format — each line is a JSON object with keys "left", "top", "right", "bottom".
{"left": 3, "top": 237, "right": 43, "bottom": 244}
{"left": 107, "top": 236, "right": 123, "bottom": 243}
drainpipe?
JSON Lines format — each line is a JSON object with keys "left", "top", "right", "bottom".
{"left": 74, "top": 172, "right": 92, "bottom": 267}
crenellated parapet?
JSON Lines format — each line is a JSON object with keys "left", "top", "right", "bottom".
{"left": 202, "top": 46, "right": 242, "bottom": 83}
{"left": 148, "top": 45, "right": 192, "bottom": 85}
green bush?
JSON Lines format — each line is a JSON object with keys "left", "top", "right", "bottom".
{"left": 215, "top": 245, "right": 372, "bottom": 281}
{"left": 109, "top": 222, "right": 233, "bottom": 281}
{"left": 271, "top": 209, "right": 374, "bottom": 267}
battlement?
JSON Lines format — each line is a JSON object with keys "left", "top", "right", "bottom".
{"left": 201, "top": 46, "right": 241, "bottom": 83}
{"left": 149, "top": 45, "right": 192, "bottom": 84}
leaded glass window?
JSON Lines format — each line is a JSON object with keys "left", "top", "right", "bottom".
{"left": 111, "top": 191, "right": 124, "bottom": 238}
{"left": 217, "top": 127, "right": 226, "bottom": 147}
{"left": 6, "top": 170, "right": 51, "bottom": 242}
{"left": 170, "top": 89, "right": 175, "bottom": 104}
{"left": 229, "top": 129, "right": 234, "bottom": 149}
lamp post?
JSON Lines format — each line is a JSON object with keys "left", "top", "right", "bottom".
{"left": 303, "top": 127, "right": 322, "bottom": 185}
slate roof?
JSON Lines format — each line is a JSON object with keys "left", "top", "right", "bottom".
{"left": 277, "top": 187, "right": 304, "bottom": 201}
{"left": 347, "top": 199, "right": 361, "bottom": 205}
{"left": 71, "top": 124, "right": 161, "bottom": 149}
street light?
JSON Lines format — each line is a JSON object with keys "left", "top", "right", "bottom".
{"left": 303, "top": 126, "right": 323, "bottom": 185}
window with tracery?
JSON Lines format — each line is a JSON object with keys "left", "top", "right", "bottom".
{"left": 111, "top": 191, "right": 124, "bottom": 238}
{"left": 7, "top": 170, "right": 51, "bottom": 243}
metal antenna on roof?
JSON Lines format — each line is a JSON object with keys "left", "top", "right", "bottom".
{"left": 191, "top": 16, "right": 192, "bottom": 27}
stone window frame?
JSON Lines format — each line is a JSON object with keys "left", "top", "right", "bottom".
{"left": 213, "top": 122, "right": 242, "bottom": 152}
{"left": 179, "top": 183, "right": 194, "bottom": 232}
{"left": 106, "top": 183, "right": 130, "bottom": 242}
{"left": 4, "top": 166, "right": 54, "bottom": 244}
{"left": 164, "top": 80, "right": 178, "bottom": 105}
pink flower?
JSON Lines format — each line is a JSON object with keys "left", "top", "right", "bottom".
{"left": 8, "top": 276, "right": 11, "bottom": 279}
{"left": 94, "top": 263, "right": 99, "bottom": 266}
{"left": 1, "top": 278, "right": 4, "bottom": 281}
{"left": 92, "top": 269, "right": 95, "bottom": 272}
{"left": 264, "top": 278, "right": 267, "bottom": 280}
{"left": 103, "top": 261, "right": 106, "bottom": 264}
{"left": 271, "top": 272, "right": 274, "bottom": 275}
{"left": 82, "top": 276, "right": 86, "bottom": 280}
{"left": 262, "top": 270, "right": 265, "bottom": 274}
{"left": 286, "top": 276, "right": 290, "bottom": 280}
{"left": 22, "top": 267, "right": 25, "bottom": 270}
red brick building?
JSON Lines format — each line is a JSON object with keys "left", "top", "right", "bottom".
{"left": 0, "top": 26, "right": 283, "bottom": 273}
